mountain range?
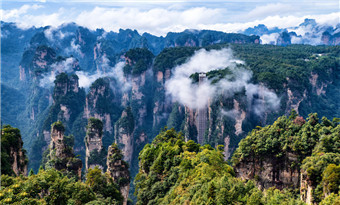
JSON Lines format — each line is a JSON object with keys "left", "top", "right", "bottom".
{"left": 1, "top": 19, "right": 340, "bottom": 203}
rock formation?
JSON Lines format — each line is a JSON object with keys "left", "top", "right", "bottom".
{"left": 114, "top": 107, "right": 135, "bottom": 164}
{"left": 106, "top": 143, "right": 130, "bottom": 205}
{"left": 46, "top": 121, "right": 82, "bottom": 179}
{"left": 0, "top": 125, "right": 28, "bottom": 176}
{"left": 85, "top": 118, "right": 106, "bottom": 170}
{"left": 235, "top": 153, "right": 300, "bottom": 189}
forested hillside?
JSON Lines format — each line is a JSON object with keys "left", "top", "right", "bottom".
{"left": 134, "top": 112, "right": 340, "bottom": 204}
{"left": 1, "top": 112, "right": 338, "bottom": 204}
{"left": 1, "top": 21, "right": 339, "bottom": 204}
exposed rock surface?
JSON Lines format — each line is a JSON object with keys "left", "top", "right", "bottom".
{"left": 1, "top": 125, "right": 28, "bottom": 176}
{"left": 300, "top": 170, "right": 313, "bottom": 204}
{"left": 84, "top": 78, "right": 117, "bottom": 134}
{"left": 106, "top": 143, "right": 130, "bottom": 205}
{"left": 46, "top": 122, "right": 82, "bottom": 179}
{"left": 85, "top": 118, "right": 105, "bottom": 170}
{"left": 235, "top": 152, "right": 300, "bottom": 189}
{"left": 114, "top": 107, "right": 135, "bottom": 164}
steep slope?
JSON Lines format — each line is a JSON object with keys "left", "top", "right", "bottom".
{"left": 0, "top": 125, "right": 28, "bottom": 176}
{"left": 134, "top": 128, "right": 305, "bottom": 205}
{"left": 232, "top": 112, "right": 340, "bottom": 204}
{"left": 242, "top": 18, "right": 340, "bottom": 45}
{"left": 43, "top": 121, "right": 82, "bottom": 179}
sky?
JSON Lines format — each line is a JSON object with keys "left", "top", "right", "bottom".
{"left": 1, "top": 0, "right": 339, "bottom": 36}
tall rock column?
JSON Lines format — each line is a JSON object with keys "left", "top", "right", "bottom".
{"left": 85, "top": 118, "right": 106, "bottom": 171}
{"left": 114, "top": 106, "right": 135, "bottom": 164}
{"left": 1, "top": 125, "right": 28, "bottom": 176}
{"left": 106, "top": 143, "right": 130, "bottom": 205}
{"left": 46, "top": 121, "right": 82, "bottom": 179}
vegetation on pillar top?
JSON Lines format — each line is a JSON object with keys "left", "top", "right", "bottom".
{"left": 54, "top": 72, "right": 69, "bottom": 84}
{"left": 108, "top": 143, "right": 124, "bottom": 162}
{"left": 123, "top": 48, "right": 154, "bottom": 75}
{"left": 51, "top": 121, "right": 65, "bottom": 132}
{"left": 154, "top": 47, "right": 197, "bottom": 72}
{"left": 1, "top": 125, "right": 28, "bottom": 176}
{"left": 117, "top": 106, "right": 135, "bottom": 135}
{"left": 89, "top": 77, "right": 108, "bottom": 90}
{"left": 87, "top": 118, "right": 103, "bottom": 137}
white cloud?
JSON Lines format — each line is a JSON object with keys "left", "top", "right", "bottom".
{"left": 65, "top": 38, "right": 82, "bottom": 56}
{"left": 76, "top": 60, "right": 131, "bottom": 90}
{"left": 1, "top": 2, "right": 339, "bottom": 36}
{"left": 260, "top": 33, "right": 280, "bottom": 44}
{"left": 165, "top": 48, "right": 280, "bottom": 115}
{"left": 1, "top": 4, "right": 43, "bottom": 20}
{"left": 246, "top": 3, "right": 296, "bottom": 20}
{"left": 39, "top": 57, "right": 77, "bottom": 87}
{"left": 75, "top": 7, "right": 223, "bottom": 36}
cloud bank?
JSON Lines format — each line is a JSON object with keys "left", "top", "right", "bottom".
{"left": 165, "top": 48, "right": 280, "bottom": 115}
{"left": 76, "top": 59, "right": 130, "bottom": 90}
{"left": 39, "top": 57, "right": 77, "bottom": 87}
{"left": 1, "top": 3, "right": 339, "bottom": 36}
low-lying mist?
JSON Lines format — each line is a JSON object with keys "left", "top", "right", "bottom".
{"left": 165, "top": 48, "right": 280, "bottom": 116}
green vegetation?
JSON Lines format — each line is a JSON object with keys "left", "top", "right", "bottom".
{"left": 154, "top": 47, "right": 197, "bottom": 72}
{"left": 86, "top": 118, "right": 104, "bottom": 139}
{"left": 166, "top": 103, "right": 185, "bottom": 131}
{"left": 115, "top": 106, "right": 135, "bottom": 135}
{"left": 1, "top": 125, "right": 28, "bottom": 176}
{"left": 232, "top": 111, "right": 340, "bottom": 204}
{"left": 233, "top": 111, "right": 320, "bottom": 165}
{"left": 0, "top": 167, "right": 123, "bottom": 204}
{"left": 51, "top": 121, "right": 66, "bottom": 132}
{"left": 86, "top": 167, "right": 123, "bottom": 203}
{"left": 134, "top": 128, "right": 305, "bottom": 205}
{"left": 87, "top": 149, "right": 107, "bottom": 170}
{"left": 44, "top": 121, "right": 83, "bottom": 179}
{"left": 123, "top": 48, "right": 154, "bottom": 75}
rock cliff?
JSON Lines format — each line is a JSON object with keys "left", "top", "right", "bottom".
{"left": 106, "top": 143, "right": 130, "bottom": 205}
{"left": 85, "top": 118, "right": 106, "bottom": 170}
{"left": 0, "top": 125, "right": 28, "bottom": 176}
{"left": 114, "top": 107, "right": 135, "bottom": 164}
{"left": 45, "top": 121, "right": 82, "bottom": 179}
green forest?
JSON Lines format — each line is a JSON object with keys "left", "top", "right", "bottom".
{"left": 1, "top": 21, "right": 340, "bottom": 205}
{"left": 1, "top": 111, "right": 339, "bottom": 204}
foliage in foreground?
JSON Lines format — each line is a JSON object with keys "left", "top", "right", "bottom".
{"left": 232, "top": 111, "right": 340, "bottom": 203}
{"left": 0, "top": 167, "right": 122, "bottom": 205}
{"left": 134, "top": 128, "right": 305, "bottom": 205}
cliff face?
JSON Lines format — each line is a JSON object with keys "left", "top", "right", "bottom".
{"left": 300, "top": 170, "right": 314, "bottom": 204}
{"left": 114, "top": 107, "right": 135, "bottom": 164}
{"left": 42, "top": 73, "right": 85, "bottom": 148}
{"left": 85, "top": 118, "right": 106, "bottom": 170}
{"left": 1, "top": 125, "right": 28, "bottom": 176}
{"left": 46, "top": 122, "right": 82, "bottom": 179}
{"left": 106, "top": 143, "right": 130, "bottom": 205}
{"left": 84, "top": 78, "right": 121, "bottom": 143}
{"left": 19, "top": 45, "right": 57, "bottom": 82}
{"left": 235, "top": 153, "right": 300, "bottom": 189}
{"left": 182, "top": 96, "right": 248, "bottom": 159}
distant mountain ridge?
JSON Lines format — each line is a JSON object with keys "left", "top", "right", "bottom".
{"left": 242, "top": 18, "right": 340, "bottom": 45}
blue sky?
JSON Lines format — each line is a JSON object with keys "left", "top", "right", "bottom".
{"left": 1, "top": 0, "right": 339, "bottom": 36}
